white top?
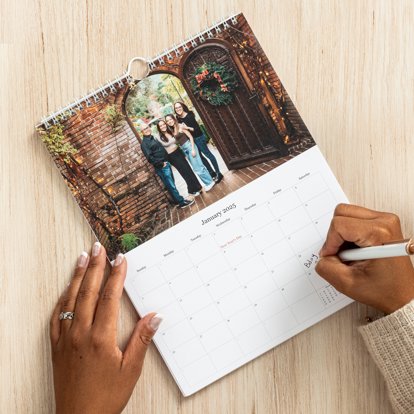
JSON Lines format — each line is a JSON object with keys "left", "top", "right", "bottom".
{"left": 156, "top": 134, "right": 178, "bottom": 154}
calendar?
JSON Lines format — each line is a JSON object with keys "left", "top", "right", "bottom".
{"left": 37, "top": 13, "right": 353, "bottom": 396}
{"left": 124, "top": 146, "right": 353, "bottom": 396}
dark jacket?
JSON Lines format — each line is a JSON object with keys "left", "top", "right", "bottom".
{"left": 141, "top": 135, "right": 168, "bottom": 169}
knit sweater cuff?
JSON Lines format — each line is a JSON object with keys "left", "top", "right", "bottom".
{"left": 359, "top": 299, "right": 414, "bottom": 413}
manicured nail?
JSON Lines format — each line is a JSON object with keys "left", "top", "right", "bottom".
{"left": 92, "top": 242, "right": 101, "bottom": 257}
{"left": 114, "top": 253, "right": 124, "bottom": 266}
{"left": 149, "top": 313, "right": 163, "bottom": 331}
{"left": 78, "top": 251, "right": 88, "bottom": 267}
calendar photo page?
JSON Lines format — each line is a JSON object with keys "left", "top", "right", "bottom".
{"left": 37, "top": 13, "right": 353, "bottom": 396}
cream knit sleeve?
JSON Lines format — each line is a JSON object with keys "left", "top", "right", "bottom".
{"left": 359, "top": 300, "right": 414, "bottom": 414}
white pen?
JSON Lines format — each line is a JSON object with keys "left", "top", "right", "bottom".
{"left": 339, "top": 238, "right": 414, "bottom": 261}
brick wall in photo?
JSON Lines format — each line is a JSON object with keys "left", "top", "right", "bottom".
{"left": 52, "top": 86, "right": 170, "bottom": 257}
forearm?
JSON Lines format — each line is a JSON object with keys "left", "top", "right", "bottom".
{"left": 183, "top": 129, "right": 194, "bottom": 147}
{"left": 141, "top": 144, "right": 153, "bottom": 164}
{"left": 359, "top": 300, "right": 414, "bottom": 413}
{"left": 189, "top": 136, "right": 195, "bottom": 151}
{"left": 181, "top": 123, "right": 193, "bottom": 132}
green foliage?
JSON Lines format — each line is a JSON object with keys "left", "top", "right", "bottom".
{"left": 119, "top": 233, "right": 141, "bottom": 252}
{"left": 190, "top": 62, "right": 238, "bottom": 106}
{"left": 125, "top": 74, "right": 192, "bottom": 121}
{"left": 104, "top": 104, "right": 126, "bottom": 132}
{"left": 37, "top": 121, "right": 78, "bottom": 164}
{"left": 125, "top": 78, "right": 152, "bottom": 119}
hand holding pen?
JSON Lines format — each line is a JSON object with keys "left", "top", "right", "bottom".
{"left": 316, "top": 204, "right": 414, "bottom": 313}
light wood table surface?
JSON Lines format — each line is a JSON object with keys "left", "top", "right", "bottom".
{"left": 2, "top": 1, "right": 413, "bottom": 412}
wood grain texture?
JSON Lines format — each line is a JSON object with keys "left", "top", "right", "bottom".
{"left": 1, "top": 1, "right": 413, "bottom": 412}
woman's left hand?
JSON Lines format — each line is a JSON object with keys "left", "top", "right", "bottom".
{"left": 191, "top": 150, "right": 196, "bottom": 157}
{"left": 50, "top": 242, "right": 162, "bottom": 414}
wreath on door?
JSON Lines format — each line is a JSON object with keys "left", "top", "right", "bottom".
{"left": 190, "top": 62, "right": 238, "bottom": 106}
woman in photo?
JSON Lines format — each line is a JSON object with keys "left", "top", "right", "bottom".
{"left": 165, "top": 114, "right": 215, "bottom": 191}
{"left": 174, "top": 101, "right": 224, "bottom": 183}
{"left": 156, "top": 120, "right": 202, "bottom": 196}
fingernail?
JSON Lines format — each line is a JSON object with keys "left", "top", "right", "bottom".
{"left": 114, "top": 253, "right": 124, "bottom": 266}
{"left": 78, "top": 251, "right": 88, "bottom": 267}
{"left": 92, "top": 242, "right": 101, "bottom": 257}
{"left": 149, "top": 313, "right": 163, "bottom": 331}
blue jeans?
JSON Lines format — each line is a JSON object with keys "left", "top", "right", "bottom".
{"left": 194, "top": 134, "right": 221, "bottom": 176}
{"left": 155, "top": 162, "right": 185, "bottom": 205}
{"left": 181, "top": 140, "right": 213, "bottom": 186}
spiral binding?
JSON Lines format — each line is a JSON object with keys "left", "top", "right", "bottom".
{"left": 37, "top": 12, "right": 239, "bottom": 129}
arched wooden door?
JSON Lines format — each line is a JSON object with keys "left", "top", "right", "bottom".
{"left": 181, "top": 42, "right": 288, "bottom": 170}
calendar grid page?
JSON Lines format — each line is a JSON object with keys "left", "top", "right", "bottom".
{"left": 124, "top": 146, "right": 353, "bottom": 396}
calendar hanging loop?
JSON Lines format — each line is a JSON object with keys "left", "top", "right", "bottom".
{"left": 126, "top": 57, "right": 150, "bottom": 81}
